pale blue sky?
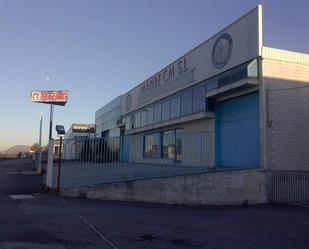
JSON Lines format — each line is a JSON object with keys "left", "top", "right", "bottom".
{"left": 0, "top": 0, "right": 308, "bottom": 151}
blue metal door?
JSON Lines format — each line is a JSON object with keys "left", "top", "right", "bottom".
{"left": 216, "top": 92, "right": 260, "bottom": 168}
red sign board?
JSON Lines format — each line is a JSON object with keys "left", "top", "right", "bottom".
{"left": 31, "top": 90, "right": 68, "bottom": 106}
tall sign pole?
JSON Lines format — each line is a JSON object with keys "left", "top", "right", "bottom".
{"left": 31, "top": 90, "right": 68, "bottom": 140}
{"left": 37, "top": 112, "right": 43, "bottom": 174}
{"left": 31, "top": 90, "right": 68, "bottom": 184}
{"left": 49, "top": 104, "right": 54, "bottom": 140}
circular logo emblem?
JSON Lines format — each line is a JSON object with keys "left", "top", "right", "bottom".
{"left": 212, "top": 33, "right": 233, "bottom": 69}
{"left": 125, "top": 94, "right": 132, "bottom": 111}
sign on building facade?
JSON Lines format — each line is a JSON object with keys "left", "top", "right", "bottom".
{"left": 121, "top": 5, "right": 262, "bottom": 115}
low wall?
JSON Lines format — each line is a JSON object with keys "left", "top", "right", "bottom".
{"left": 61, "top": 169, "right": 267, "bottom": 206}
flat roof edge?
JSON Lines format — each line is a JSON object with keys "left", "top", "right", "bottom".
{"left": 262, "top": 46, "right": 309, "bottom": 65}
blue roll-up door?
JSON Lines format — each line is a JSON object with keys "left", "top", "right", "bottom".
{"left": 216, "top": 92, "right": 260, "bottom": 168}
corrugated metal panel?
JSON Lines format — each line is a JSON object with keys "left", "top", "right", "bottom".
{"left": 216, "top": 92, "right": 260, "bottom": 168}
{"left": 262, "top": 46, "right": 309, "bottom": 65}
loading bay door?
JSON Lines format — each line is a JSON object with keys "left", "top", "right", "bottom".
{"left": 216, "top": 92, "right": 260, "bottom": 168}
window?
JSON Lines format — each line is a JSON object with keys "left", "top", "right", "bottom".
{"left": 163, "top": 130, "right": 175, "bottom": 159}
{"left": 144, "top": 133, "right": 161, "bottom": 158}
{"left": 141, "top": 110, "right": 147, "bottom": 127}
{"left": 101, "top": 130, "right": 109, "bottom": 138}
{"left": 154, "top": 103, "right": 162, "bottom": 123}
{"left": 171, "top": 96, "right": 180, "bottom": 119}
{"left": 130, "top": 115, "right": 134, "bottom": 129}
{"left": 162, "top": 99, "right": 171, "bottom": 121}
{"left": 175, "top": 129, "right": 183, "bottom": 162}
{"left": 218, "top": 75, "right": 231, "bottom": 88}
{"left": 231, "top": 68, "right": 247, "bottom": 82}
{"left": 125, "top": 116, "right": 131, "bottom": 131}
{"left": 134, "top": 112, "right": 141, "bottom": 128}
{"left": 143, "top": 129, "right": 182, "bottom": 161}
{"left": 193, "top": 85, "right": 206, "bottom": 113}
{"left": 147, "top": 107, "right": 153, "bottom": 125}
{"left": 181, "top": 90, "right": 192, "bottom": 116}
{"left": 206, "top": 81, "right": 218, "bottom": 92}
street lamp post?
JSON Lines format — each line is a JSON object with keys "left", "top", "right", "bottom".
{"left": 55, "top": 125, "right": 65, "bottom": 194}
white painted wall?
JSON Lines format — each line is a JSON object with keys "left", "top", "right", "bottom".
{"left": 262, "top": 48, "right": 309, "bottom": 171}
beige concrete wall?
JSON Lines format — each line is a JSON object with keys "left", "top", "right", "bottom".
{"left": 262, "top": 50, "right": 309, "bottom": 171}
{"left": 61, "top": 169, "right": 267, "bottom": 206}
{"left": 262, "top": 47, "right": 309, "bottom": 76}
{"left": 263, "top": 59, "right": 309, "bottom": 83}
{"left": 181, "top": 118, "right": 214, "bottom": 132}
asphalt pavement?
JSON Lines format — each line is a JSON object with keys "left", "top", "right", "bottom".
{"left": 0, "top": 159, "right": 309, "bottom": 249}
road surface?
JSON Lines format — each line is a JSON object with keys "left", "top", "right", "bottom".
{"left": 0, "top": 159, "right": 308, "bottom": 249}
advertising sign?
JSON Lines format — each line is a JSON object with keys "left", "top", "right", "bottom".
{"left": 31, "top": 90, "right": 68, "bottom": 106}
{"left": 72, "top": 124, "right": 96, "bottom": 133}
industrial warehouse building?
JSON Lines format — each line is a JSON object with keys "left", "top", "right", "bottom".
{"left": 44, "top": 4, "right": 309, "bottom": 206}
{"left": 94, "top": 4, "right": 309, "bottom": 172}
{"left": 61, "top": 123, "right": 96, "bottom": 160}
{"left": 95, "top": 96, "right": 122, "bottom": 138}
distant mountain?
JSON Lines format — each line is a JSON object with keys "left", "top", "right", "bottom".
{"left": 0, "top": 145, "right": 31, "bottom": 155}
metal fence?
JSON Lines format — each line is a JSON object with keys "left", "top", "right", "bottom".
{"left": 54, "top": 132, "right": 216, "bottom": 167}
{"left": 47, "top": 130, "right": 260, "bottom": 189}
{"left": 59, "top": 136, "right": 121, "bottom": 164}
{"left": 268, "top": 171, "right": 309, "bottom": 207}
{"left": 49, "top": 132, "right": 216, "bottom": 188}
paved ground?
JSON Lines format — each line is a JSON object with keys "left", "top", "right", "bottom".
{"left": 0, "top": 159, "right": 309, "bottom": 249}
